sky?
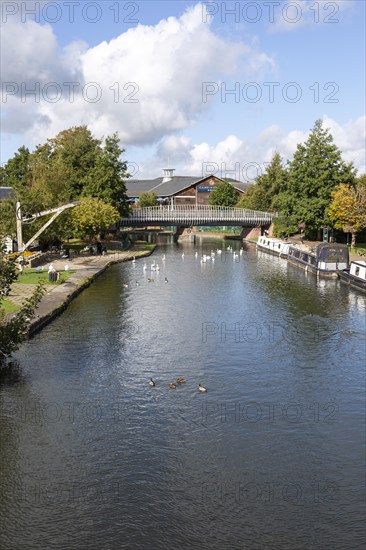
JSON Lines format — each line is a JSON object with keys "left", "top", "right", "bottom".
{"left": 1, "top": 0, "right": 365, "bottom": 182}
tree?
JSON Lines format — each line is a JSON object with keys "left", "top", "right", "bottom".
{"left": 47, "top": 126, "right": 102, "bottom": 198}
{"left": 82, "top": 133, "right": 130, "bottom": 216}
{"left": 327, "top": 184, "right": 366, "bottom": 246}
{"left": 209, "top": 180, "right": 239, "bottom": 207}
{"left": 0, "top": 243, "right": 45, "bottom": 367}
{"left": 0, "top": 199, "right": 16, "bottom": 238}
{"left": 69, "top": 197, "right": 120, "bottom": 241}
{"left": 237, "top": 152, "right": 288, "bottom": 211}
{"left": 286, "top": 119, "right": 356, "bottom": 237}
{"left": 236, "top": 184, "right": 269, "bottom": 210}
{"left": 1, "top": 126, "right": 132, "bottom": 247}
{"left": 138, "top": 192, "right": 159, "bottom": 207}
{"left": 0, "top": 146, "right": 31, "bottom": 193}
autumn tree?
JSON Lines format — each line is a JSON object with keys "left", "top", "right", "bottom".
{"left": 69, "top": 197, "right": 120, "bottom": 241}
{"left": 210, "top": 181, "right": 239, "bottom": 207}
{"left": 327, "top": 184, "right": 366, "bottom": 246}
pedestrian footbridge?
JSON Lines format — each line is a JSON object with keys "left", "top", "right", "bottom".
{"left": 119, "top": 206, "right": 277, "bottom": 227}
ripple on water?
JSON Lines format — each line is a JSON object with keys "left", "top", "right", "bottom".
{"left": 1, "top": 242, "right": 365, "bottom": 550}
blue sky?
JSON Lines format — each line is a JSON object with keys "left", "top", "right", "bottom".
{"left": 1, "top": 1, "right": 365, "bottom": 180}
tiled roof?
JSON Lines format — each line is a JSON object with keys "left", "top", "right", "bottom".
{"left": 126, "top": 176, "right": 249, "bottom": 198}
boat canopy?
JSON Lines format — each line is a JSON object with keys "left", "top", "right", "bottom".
{"left": 315, "top": 243, "right": 349, "bottom": 264}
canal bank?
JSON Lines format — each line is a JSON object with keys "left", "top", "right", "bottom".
{"left": 7, "top": 248, "right": 155, "bottom": 338}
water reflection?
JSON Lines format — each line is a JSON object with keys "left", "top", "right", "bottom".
{"left": 1, "top": 239, "right": 365, "bottom": 550}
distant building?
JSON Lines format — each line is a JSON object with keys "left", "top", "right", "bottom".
{"left": 126, "top": 169, "right": 249, "bottom": 206}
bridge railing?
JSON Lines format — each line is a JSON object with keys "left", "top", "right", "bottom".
{"left": 122, "top": 205, "right": 277, "bottom": 223}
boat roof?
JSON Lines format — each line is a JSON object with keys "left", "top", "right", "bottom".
{"left": 352, "top": 260, "right": 366, "bottom": 267}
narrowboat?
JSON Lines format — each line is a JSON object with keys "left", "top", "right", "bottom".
{"left": 338, "top": 260, "right": 366, "bottom": 293}
{"left": 256, "top": 236, "right": 292, "bottom": 258}
{"left": 287, "top": 243, "right": 349, "bottom": 278}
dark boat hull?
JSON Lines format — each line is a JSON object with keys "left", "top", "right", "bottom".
{"left": 338, "top": 270, "right": 366, "bottom": 293}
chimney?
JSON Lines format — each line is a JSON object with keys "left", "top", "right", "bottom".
{"left": 162, "top": 168, "right": 175, "bottom": 183}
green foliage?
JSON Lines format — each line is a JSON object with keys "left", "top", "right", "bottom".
{"left": 209, "top": 181, "right": 239, "bottom": 207}
{"left": 237, "top": 184, "right": 270, "bottom": 210}
{"left": 0, "top": 199, "right": 16, "bottom": 237}
{"left": 1, "top": 126, "right": 132, "bottom": 246}
{"left": 0, "top": 146, "right": 31, "bottom": 193}
{"left": 0, "top": 243, "right": 17, "bottom": 295}
{"left": 237, "top": 152, "right": 288, "bottom": 211}
{"left": 240, "top": 122, "right": 357, "bottom": 238}
{"left": 327, "top": 183, "right": 366, "bottom": 246}
{"left": 82, "top": 133, "right": 130, "bottom": 216}
{"left": 0, "top": 243, "right": 45, "bottom": 366}
{"left": 47, "top": 126, "right": 102, "bottom": 199}
{"left": 70, "top": 197, "right": 120, "bottom": 240}
{"left": 138, "top": 192, "right": 159, "bottom": 207}
{"left": 286, "top": 119, "right": 356, "bottom": 235}
{"left": 272, "top": 214, "right": 299, "bottom": 238}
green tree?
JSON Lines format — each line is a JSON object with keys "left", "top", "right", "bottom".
{"left": 82, "top": 133, "right": 130, "bottom": 216}
{"left": 327, "top": 184, "right": 366, "bottom": 246}
{"left": 236, "top": 184, "right": 269, "bottom": 210}
{"left": 69, "top": 197, "right": 120, "bottom": 241}
{"left": 0, "top": 199, "right": 16, "bottom": 238}
{"left": 237, "top": 152, "right": 288, "bottom": 211}
{"left": 0, "top": 243, "right": 45, "bottom": 367}
{"left": 138, "top": 192, "right": 159, "bottom": 207}
{"left": 0, "top": 146, "right": 31, "bottom": 193}
{"left": 1, "top": 126, "right": 132, "bottom": 247}
{"left": 286, "top": 119, "right": 356, "bottom": 237}
{"left": 209, "top": 180, "right": 239, "bottom": 207}
{"left": 48, "top": 126, "right": 102, "bottom": 198}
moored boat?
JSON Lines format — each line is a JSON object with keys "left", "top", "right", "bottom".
{"left": 287, "top": 243, "right": 349, "bottom": 278}
{"left": 338, "top": 260, "right": 366, "bottom": 293}
{"left": 256, "top": 236, "right": 292, "bottom": 258}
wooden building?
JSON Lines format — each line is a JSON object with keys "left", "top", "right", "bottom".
{"left": 126, "top": 169, "right": 249, "bottom": 207}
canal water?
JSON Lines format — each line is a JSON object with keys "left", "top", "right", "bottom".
{"left": 1, "top": 240, "right": 365, "bottom": 550}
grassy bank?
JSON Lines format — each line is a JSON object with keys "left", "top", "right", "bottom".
{"left": 17, "top": 270, "right": 75, "bottom": 284}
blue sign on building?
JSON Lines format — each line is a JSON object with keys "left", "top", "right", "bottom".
{"left": 197, "top": 186, "right": 214, "bottom": 192}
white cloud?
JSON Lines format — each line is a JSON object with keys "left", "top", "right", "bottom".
{"left": 322, "top": 116, "right": 366, "bottom": 174}
{"left": 1, "top": 3, "right": 275, "bottom": 146}
{"left": 145, "top": 116, "right": 366, "bottom": 180}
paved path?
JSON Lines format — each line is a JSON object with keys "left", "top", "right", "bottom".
{"left": 5, "top": 249, "right": 154, "bottom": 335}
